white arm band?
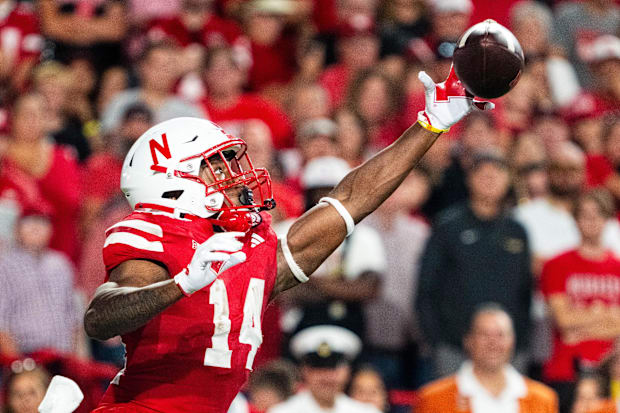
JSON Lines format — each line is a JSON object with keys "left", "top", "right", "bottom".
{"left": 280, "top": 234, "right": 309, "bottom": 283}
{"left": 318, "top": 197, "right": 355, "bottom": 237}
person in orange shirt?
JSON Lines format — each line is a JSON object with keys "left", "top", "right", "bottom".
{"left": 417, "top": 303, "right": 558, "bottom": 413}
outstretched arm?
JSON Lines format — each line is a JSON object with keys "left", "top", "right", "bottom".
{"left": 273, "top": 67, "right": 493, "bottom": 297}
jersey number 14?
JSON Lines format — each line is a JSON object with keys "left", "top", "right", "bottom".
{"left": 204, "top": 278, "right": 264, "bottom": 370}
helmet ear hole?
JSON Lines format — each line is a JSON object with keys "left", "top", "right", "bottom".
{"left": 162, "top": 190, "right": 184, "bottom": 200}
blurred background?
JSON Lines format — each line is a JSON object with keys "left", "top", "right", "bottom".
{"left": 0, "top": 0, "right": 618, "bottom": 412}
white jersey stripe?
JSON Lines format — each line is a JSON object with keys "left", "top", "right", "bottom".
{"left": 104, "top": 232, "right": 164, "bottom": 252}
{"left": 107, "top": 220, "right": 163, "bottom": 237}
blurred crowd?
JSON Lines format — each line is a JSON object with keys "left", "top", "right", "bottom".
{"left": 0, "top": 0, "right": 619, "bottom": 411}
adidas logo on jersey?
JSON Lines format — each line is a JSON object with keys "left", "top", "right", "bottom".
{"left": 250, "top": 234, "right": 265, "bottom": 248}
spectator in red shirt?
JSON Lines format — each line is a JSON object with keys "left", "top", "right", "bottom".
{"left": 147, "top": 0, "right": 245, "bottom": 50}
{"left": 241, "top": 0, "right": 299, "bottom": 93}
{"left": 5, "top": 93, "right": 81, "bottom": 263}
{"left": 81, "top": 103, "right": 154, "bottom": 238}
{"left": 346, "top": 69, "right": 406, "bottom": 151}
{"left": 286, "top": 83, "right": 332, "bottom": 132}
{"left": 200, "top": 46, "right": 294, "bottom": 149}
{"left": 319, "top": 16, "right": 380, "bottom": 109}
{"left": 0, "top": 0, "right": 43, "bottom": 92}
{"left": 541, "top": 189, "right": 620, "bottom": 412}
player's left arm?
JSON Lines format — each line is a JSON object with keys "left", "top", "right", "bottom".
{"left": 272, "top": 67, "right": 493, "bottom": 298}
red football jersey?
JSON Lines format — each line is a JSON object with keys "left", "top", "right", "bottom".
{"left": 97, "top": 208, "right": 278, "bottom": 412}
{"left": 0, "top": 1, "right": 42, "bottom": 66}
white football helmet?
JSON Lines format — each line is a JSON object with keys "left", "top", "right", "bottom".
{"left": 121, "top": 117, "right": 274, "bottom": 219}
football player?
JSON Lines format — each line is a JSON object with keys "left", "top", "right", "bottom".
{"left": 85, "top": 68, "right": 493, "bottom": 413}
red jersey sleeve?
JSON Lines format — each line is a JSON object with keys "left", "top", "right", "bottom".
{"left": 540, "top": 253, "right": 570, "bottom": 297}
{"left": 102, "top": 216, "right": 170, "bottom": 279}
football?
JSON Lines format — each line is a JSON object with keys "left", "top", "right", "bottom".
{"left": 452, "top": 19, "right": 525, "bottom": 99}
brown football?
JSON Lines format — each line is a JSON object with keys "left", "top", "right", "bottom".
{"left": 452, "top": 19, "right": 525, "bottom": 99}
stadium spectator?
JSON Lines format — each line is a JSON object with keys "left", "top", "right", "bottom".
{"left": 379, "top": 0, "right": 429, "bottom": 58}
{"left": 417, "top": 150, "right": 532, "bottom": 377}
{"left": 268, "top": 325, "right": 380, "bottom": 413}
{"left": 31, "top": 61, "right": 91, "bottom": 162}
{"left": 515, "top": 141, "right": 620, "bottom": 274}
{"left": 509, "top": 132, "right": 549, "bottom": 204}
{"left": 363, "top": 169, "right": 431, "bottom": 387}
{"left": 416, "top": 304, "right": 558, "bottom": 413}
{"left": 95, "top": 66, "right": 128, "bottom": 121}
{"left": 319, "top": 16, "right": 380, "bottom": 109}
{"left": 38, "top": 0, "right": 127, "bottom": 75}
{"left": 285, "top": 84, "right": 331, "bottom": 132}
{"left": 146, "top": 0, "right": 245, "bottom": 51}
{"left": 509, "top": 1, "right": 554, "bottom": 59}
{"left": 200, "top": 46, "right": 294, "bottom": 149}
{"left": 0, "top": 155, "right": 49, "bottom": 246}
{"left": 347, "top": 365, "right": 389, "bottom": 412}
{"left": 551, "top": 0, "right": 619, "bottom": 89}
{"left": 241, "top": 0, "right": 299, "bottom": 93}
{"left": 247, "top": 359, "right": 299, "bottom": 413}
{"left": 100, "top": 41, "right": 203, "bottom": 133}
{"left": 346, "top": 69, "right": 406, "bottom": 151}
{"left": 0, "top": 212, "right": 85, "bottom": 358}
{"left": 5, "top": 93, "right": 81, "bottom": 262}
{"left": 279, "top": 117, "right": 339, "bottom": 185}
{"left": 541, "top": 190, "right": 620, "bottom": 412}
{"left": 3, "top": 365, "right": 51, "bottom": 413}
{"left": 334, "top": 109, "right": 367, "bottom": 166}
{"left": 422, "top": 112, "right": 501, "bottom": 220}
{"left": 0, "top": 0, "right": 43, "bottom": 93}
{"left": 604, "top": 118, "right": 620, "bottom": 206}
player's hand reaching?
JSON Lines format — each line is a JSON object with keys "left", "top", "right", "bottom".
{"left": 174, "top": 232, "right": 246, "bottom": 296}
{"left": 417, "top": 65, "right": 494, "bottom": 133}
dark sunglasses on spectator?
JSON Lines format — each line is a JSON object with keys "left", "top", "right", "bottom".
{"left": 517, "top": 162, "right": 546, "bottom": 175}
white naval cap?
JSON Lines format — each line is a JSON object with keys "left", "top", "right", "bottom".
{"left": 301, "top": 156, "right": 351, "bottom": 190}
{"left": 290, "top": 325, "right": 362, "bottom": 367}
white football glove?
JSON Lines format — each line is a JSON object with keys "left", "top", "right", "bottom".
{"left": 174, "top": 232, "right": 246, "bottom": 296}
{"left": 38, "top": 376, "right": 83, "bottom": 413}
{"left": 417, "top": 65, "right": 494, "bottom": 133}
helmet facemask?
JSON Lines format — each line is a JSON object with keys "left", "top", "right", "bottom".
{"left": 151, "top": 138, "right": 274, "bottom": 216}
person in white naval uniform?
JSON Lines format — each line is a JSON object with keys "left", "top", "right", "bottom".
{"left": 268, "top": 325, "right": 381, "bottom": 413}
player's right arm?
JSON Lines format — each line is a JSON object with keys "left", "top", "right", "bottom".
{"left": 272, "top": 67, "right": 493, "bottom": 298}
{"left": 84, "top": 232, "right": 245, "bottom": 341}
{"left": 84, "top": 260, "right": 182, "bottom": 341}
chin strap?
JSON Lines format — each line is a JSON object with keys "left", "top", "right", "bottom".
{"left": 209, "top": 210, "right": 263, "bottom": 232}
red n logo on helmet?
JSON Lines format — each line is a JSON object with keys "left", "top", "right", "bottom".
{"left": 149, "top": 133, "right": 171, "bottom": 165}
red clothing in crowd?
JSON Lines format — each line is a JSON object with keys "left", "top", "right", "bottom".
{"left": 37, "top": 146, "right": 81, "bottom": 263}
{"left": 247, "top": 38, "right": 296, "bottom": 92}
{"left": 82, "top": 152, "right": 123, "bottom": 204}
{"left": 147, "top": 14, "right": 246, "bottom": 49}
{"left": 201, "top": 94, "right": 294, "bottom": 149}
{"left": 586, "top": 154, "right": 615, "bottom": 189}
{"left": 541, "top": 249, "right": 620, "bottom": 381}
{"left": 0, "top": 158, "right": 50, "bottom": 215}
{"left": 319, "top": 63, "right": 351, "bottom": 109}
{"left": 0, "top": 1, "right": 43, "bottom": 65}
